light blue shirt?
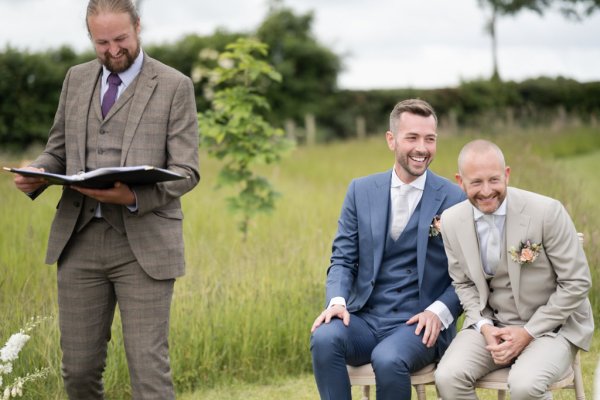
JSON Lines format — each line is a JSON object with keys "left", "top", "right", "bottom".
{"left": 100, "top": 50, "right": 144, "bottom": 103}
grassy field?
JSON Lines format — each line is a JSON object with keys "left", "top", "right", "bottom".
{"left": 1, "top": 126, "right": 599, "bottom": 399}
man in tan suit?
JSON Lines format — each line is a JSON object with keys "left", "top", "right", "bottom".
{"left": 434, "top": 140, "right": 593, "bottom": 400}
{"left": 12, "top": 1, "right": 199, "bottom": 399}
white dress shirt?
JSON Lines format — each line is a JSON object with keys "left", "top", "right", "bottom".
{"left": 472, "top": 199, "right": 507, "bottom": 332}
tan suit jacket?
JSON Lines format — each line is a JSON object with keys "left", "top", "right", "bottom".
{"left": 440, "top": 187, "right": 593, "bottom": 351}
{"left": 31, "top": 55, "right": 200, "bottom": 280}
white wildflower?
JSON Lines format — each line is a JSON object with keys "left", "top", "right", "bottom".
{"left": 191, "top": 66, "right": 204, "bottom": 83}
{"left": 217, "top": 58, "right": 234, "bottom": 69}
{"left": 199, "top": 48, "right": 219, "bottom": 61}
{"left": 1, "top": 316, "right": 50, "bottom": 398}
{"left": 0, "top": 334, "right": 30, "bottom": 363}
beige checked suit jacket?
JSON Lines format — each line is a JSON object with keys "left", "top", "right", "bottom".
{"left": 440, "top": 187, "right": 593, "bottom": 351}
{"left": 31, "top": 54, "right": 200, "bottom": 280}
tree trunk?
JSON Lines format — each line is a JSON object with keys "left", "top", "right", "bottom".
{"left": 490, "top": 6, "right": 501, "bottom": 81}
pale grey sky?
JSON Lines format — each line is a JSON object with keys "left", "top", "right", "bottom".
{"left": 1, "top": 0, "right": 599, "bottom": 89}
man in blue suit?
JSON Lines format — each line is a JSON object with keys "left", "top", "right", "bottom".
{"left": 310, "top": 99, "right": 465, "bottom": 400}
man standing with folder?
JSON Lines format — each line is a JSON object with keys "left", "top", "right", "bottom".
{"left": 11, "top": 1, "right": 199, "bottom": 399}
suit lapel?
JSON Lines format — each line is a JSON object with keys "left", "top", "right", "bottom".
{"left": 455, "top": 202, "right": 491, "bottom": 309}
{"left": 369, "top": 171, "right": 391, "bottom": 277}
{"left": 76, "top": 64, "right": 102, "bottom": 169}
{"left": 416, "top": 172, "right": 444, "bottom": 285}
{"left": 505, "top": 188, "right": 529, "bottom": 311}
{"left": 120, "top": 56, "right": 158, "bottom": 165}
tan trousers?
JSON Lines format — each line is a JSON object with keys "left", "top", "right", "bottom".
{"left": 57, "top": 218, "right": 175, "bottom": 400}
{"left": 435, "top": 327, "right": 575, "bottom": 400}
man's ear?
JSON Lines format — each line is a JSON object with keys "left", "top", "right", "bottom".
{"left": 385, "top": 131, "right": 395, "bottom": 151}
{"left": 455, "top": 173, "right": 462, "bottom": 186}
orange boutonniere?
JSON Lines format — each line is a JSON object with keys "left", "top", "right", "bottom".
{"left": 509, "top": 240, "right": 542, "bottom": 265}
{"left": 429, "top": 215, "right": 441, "bottom": 237}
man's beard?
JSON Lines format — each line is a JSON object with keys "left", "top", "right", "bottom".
{"left": 102, "top": 43, "right": 140, "bottom": 73}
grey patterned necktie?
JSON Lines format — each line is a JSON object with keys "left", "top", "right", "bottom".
{"left": 390, "top": 184, "right": 410, "bottom": 240}
{"left": 483, "top": 214, "right": 500, "bottom": 274}
{"left": 101, "top": 73, "right": 122, "bottom": 118}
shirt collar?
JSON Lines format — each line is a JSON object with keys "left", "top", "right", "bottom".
{"left": 473, "top": 197, "right": 507, "bottom": 221}
{"left": 102, "top": 49, "right": 144, "bottom": 89}
{"left": 391, "top": 167, "right": 426, "bottom": 191}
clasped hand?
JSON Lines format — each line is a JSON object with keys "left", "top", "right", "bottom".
{"left": 481, "top": 325, "right": 533, "bottom": 365}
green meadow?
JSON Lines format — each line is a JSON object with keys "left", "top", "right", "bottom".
{"left": 1, "top": 125, "right": 599, "bottom": 399}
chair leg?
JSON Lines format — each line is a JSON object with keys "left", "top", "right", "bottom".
{"left": 497, "top": 390, "right": 506, "bottom": 400}
{"left": 414, "top": 384, "right": 426, "bottom": 400}
{"left": 361, "top": 385, "right": 370, "bottom": 400}
{"left": 572, "top": 352, "right": 586, "bottom": 400}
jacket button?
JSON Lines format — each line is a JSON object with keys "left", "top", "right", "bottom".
{"left": 493, "top": 309, "right": 499, "bottom": 314}
{"left": 370, "top": 280, "right": 375, "bottom": 287}
{"left": 490, "top": 288, "right": 494, "bottom": 293}
{"left": 73, "top": 201, "right": 80, "bottom": 207}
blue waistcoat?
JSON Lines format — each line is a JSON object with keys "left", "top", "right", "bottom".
{"left": 359, "top": 201, "right": 422, "bottom": 333}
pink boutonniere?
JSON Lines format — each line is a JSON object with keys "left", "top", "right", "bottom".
{"left": 429, "top": 215, "right": 441, "bottom": 237}
{"left": 509, "top": 240, "right": 542, "bottom": 265}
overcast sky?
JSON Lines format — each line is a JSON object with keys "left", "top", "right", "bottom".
{"left": 1, "top": 0, "right": 599, "bottom": 89}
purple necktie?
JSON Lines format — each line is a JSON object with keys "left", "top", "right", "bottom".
{"left": 101, "top": 73, "right": 122, "bottom": 118}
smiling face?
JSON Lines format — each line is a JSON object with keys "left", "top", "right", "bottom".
{"left": 456, "top": 147, "right": 510, "bottom": 214}
{"left": 386, "top": 112, "right": 437, "bottom": 183}
{"left": 87, "top": 11, "right": 141, "bottom": 73}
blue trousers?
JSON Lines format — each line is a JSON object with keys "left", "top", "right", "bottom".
{"left": 310, "top": 314, "right": 445, "bottom": 400}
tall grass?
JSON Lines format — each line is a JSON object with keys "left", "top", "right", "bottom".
{"left": 1, "top": 126, "right": 599, "bottom": 399}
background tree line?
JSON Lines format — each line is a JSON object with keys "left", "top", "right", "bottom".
{"left": 1, "top": 2, "right": 599, "bottom": 147}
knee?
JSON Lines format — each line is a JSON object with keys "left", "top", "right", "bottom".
{"left": 435, "top": 357, "right": 470, "bottom": 394}
{"left": 508, "top": 373, "right": 547, "bottom": 399}
{"left": 310, "top": 320, "right": 347, "bottom": 363}
{"left": 371, "top": 346, "right": 409, "bottom": 377}
{"left": 433, "top": 363, "right": 453, "bottom": 388}
{"left": 62, "top": 357, "right": 105, "bottom": 382}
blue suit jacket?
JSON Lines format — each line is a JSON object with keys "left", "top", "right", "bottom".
{"left": 325, "top": 170, "right": 465, "bottom": 324}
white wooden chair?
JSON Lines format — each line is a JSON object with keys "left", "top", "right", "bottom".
{"left": 474, "top": 232, "right": 587, "bottom": 400}
{"left": 347, "top": 362, "right": 438, "bottom": 400}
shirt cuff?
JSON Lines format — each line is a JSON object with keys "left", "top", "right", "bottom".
{"left": 126, "top": 190, "right": 139, "bottom": 213}
{"left": 426, "top": 301, "right": 453, "bottom": 330}
{"left": 475, "top": 318, "right": 494, "bottom": 333}
{"left": 327, "top": 297, "right": 346, "bottom": 309}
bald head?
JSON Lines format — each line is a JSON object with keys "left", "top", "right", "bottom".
{"left": 457, "top": 139, "right": 505, "bottom": 175}
{"left": 456, "top": 140, "right": 510, "bottom": 214}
